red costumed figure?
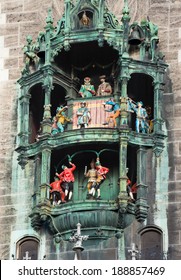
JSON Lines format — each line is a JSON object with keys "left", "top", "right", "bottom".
{"left": 126, "top": 177, "right": 136, "bottom": 202}
{"left": 56, "top": 162, "right": 76, "bottom": 201}
{"left": 50, "top": 176, "right": 66, "bottom": 205}
{"left": 131, "top": 182, "right": 137, "bottom": 201}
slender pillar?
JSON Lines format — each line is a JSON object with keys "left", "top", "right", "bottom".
{"left": 39, "top": 147, "right": 51, "bottom": 202}
{"left": 117, "top": 230, "right": 126, "bottom": 260}
{"left": 121, "top": 0, "right": 130, "bottom": 55}
{"left": 153, "top": 79, "right": 164, "bottom": 133}
{"left": 120, "top": 77, "right": 129, "bottom": 126}
{"left": 98, "top": 0, "right": 104, "bottom": 29}
{"left": 18, "top": 90, "right": 31, "bottom": 145}
{"left": 44, "top": 9, "right": 54, "bottom": 65}
{"left": 64, "top": 0, "right": 71, "bottom": 50}
{"left": 41, "top": 104, "right": 52, "bottom": 135}
{"left": 118, "top": 72, "right": 130, "bottom": 204}
{"left": 135, "top": 146, "right": 149, "bottom": 222}
{"left": 64, "top": 0, "right": 71, "bottom": 33}
{"left": 32, "top": 155, "right": 41, "bottom": 207}
{"left": 40, "top": 73, "right": 53, "bottom": 136}
{"left": 42, "top": 70, "right": 53, "bottom": 105}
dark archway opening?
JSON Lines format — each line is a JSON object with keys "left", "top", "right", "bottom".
{"left": 127, "top": 145, "right": 137, "bottom": 200}
{"left": 54, "top": 41, "right": 119, "bottom": 94}
{"left": 128, "top": 73, "right": 154, "bottom": 132}
{"left": 50, "top": 84, "right": 67, "bottom": 117}
{"left": 29, "top": 84, "right": 44, "bottom": 143}
{"left": 50, "top": 143, "right": 119, "bottom": 201}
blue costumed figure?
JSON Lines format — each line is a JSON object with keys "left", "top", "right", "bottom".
{"left": 128, "top": 99, "right": 148, "bottom": 133}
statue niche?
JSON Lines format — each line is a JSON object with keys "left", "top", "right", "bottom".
{"left": 77, "top": 10, "right": 93, "bottom": 29}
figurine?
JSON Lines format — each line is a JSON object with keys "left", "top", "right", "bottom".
{"left": 131, "top": 182, "right": 137, "bottom": 201}
{"left": 145, "top": 105, "right": 153, "bottom": 133}
{"left": 102, "top": 98, "right": 120, "bottom": 127}
{"left": 92, "top": 158, "right": 109, "bottom": 200}
{"left": 79, "top": 77, "right": 96, "bottom": 98}
{"left": 84, "top": 160, "right": 98, "bottom": 199}
{"left": 128, "top": 98, "right": 148, "bottom": 133}
{"left": 81, "top": 11, "right": 90, "bottom": 26}
{"left": 97, "top": 75, "right": 112, "bottom": 96}
{"left": 51, "top": 105, "right": 71, "bottom": 134}
{"left": 49, "top": 176, "right": 66, "bottom": 206}
{"left": 76, "top": 101, "right": 91, "bottom": 129}
{"left": 56, "top": 162, "right": 76, "bottom": 201}
{"left": 23, "top": 35, "right": 39, "bottom": 73}
{"left": 51, "top": 116, "right": 59, "bottom": 135}
{"left": 126, "top": 177, "right": 135, "bottom": 202}
{"left": 146, "top": 17, "right": 159, "bottom": 61}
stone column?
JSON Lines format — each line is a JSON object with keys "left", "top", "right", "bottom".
{"left": 121, "top": 0, "right": 130, "bottom": 55}
{"left": 135, "top": 146, "right": 149, "bottom": 222}
{"left": 153, "top": 80, "right": 164, "bottom": 133}
{"left": 118, "top": 132, "right": 129, "bottom": 205}
{"left": 39, "top": 147, "right": 51, "bottom": 202}
{"left": 117, "top": 230, "right": 126, "bottom": 260}
{"left": 44, "top": 9, "right": 54, "bottom": 65}
{"left": 118, "top": 69, "right": 130, "bottom": 205}
{"left": 18, "top": 89, "right": 31, "bottom": 146}
{"left": 32, "top": 155, "right": 41, "bottom": 207}
{"left": 64, "top": 0, "right": 71, "bottom": 51}
{"left": 119, "top": 58, "right": 131, "bottom": 126}
{"left": 64, "top": 0, "right": 71, "bottom": 32}
{"left": 120, "top": 77, "right": 129, "bottom": 126}
{"left": 98, "top": 0, "right": 104, "bottom": 28}
{"left": 40, "top": 72, "right": 53, "bottom": 136}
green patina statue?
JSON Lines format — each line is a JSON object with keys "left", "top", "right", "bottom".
{"left": 23, "top": 35, "right": 39, "bottom": 73}
{"left": 79, "top": 77, "right": 96, "bottom": 98}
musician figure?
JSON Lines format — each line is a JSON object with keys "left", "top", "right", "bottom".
{"left": 84, "top": 160, "right": 98, "bottom": 199}
{"left": 94, "top": 158, "right": 109, "bottom": 200}
{"left": 128, "top": 99, "right": 148, "bottom": 133}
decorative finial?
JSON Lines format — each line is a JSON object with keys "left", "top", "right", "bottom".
{"left": 122, "top": 0, "right": 130, "bottom": 19}
{"left": 46, "top": 8, "right": 53, "bottom": 25}
{"left": 69, "top": 223, "right": 89, "bottom": 260}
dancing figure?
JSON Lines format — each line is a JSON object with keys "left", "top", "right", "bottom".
{"left": 56, "top": 162, "right": 76, "bottom": 201}
{"left": 102, "top": 98, "right": 120, "bottom": 128}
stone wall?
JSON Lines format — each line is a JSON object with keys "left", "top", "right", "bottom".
{"left": 0, "top": 0, "right": 64, "bottom": 260}
{"left": 0, "top": 0, "right": 181, "bottom": 259}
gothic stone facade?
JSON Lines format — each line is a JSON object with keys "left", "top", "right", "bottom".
{"left": 0, "top": 0, "right": 181, "bottom": 260}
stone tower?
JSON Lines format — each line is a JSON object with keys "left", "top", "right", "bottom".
{"left": 0, "top": 0, "right": 181, "bottom": 260}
